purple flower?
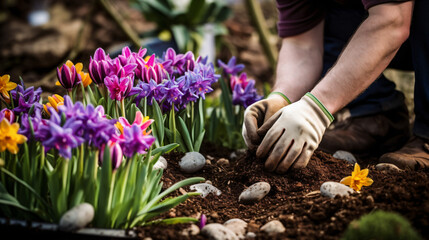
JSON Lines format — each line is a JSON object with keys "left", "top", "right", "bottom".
{"left": 10, "top": 83, "right": 43, "bottom": 115}
{"left": 58, "top": 96, "right": 117, "bottom": 148}
{"left": 232, "top": 80, "right": 263, "bottom": 108}
{"left": 119, "top": 124, "right": 155, "bottom": 158}
{"left": 18, "top": 110, "right": 46, "bottom": 140}
{"left": 136, "top": 55, "right": 167, "bottom": 84}
{"left": 89, "top": 48, "right": 113, "bottom": 86}
{"left": 99, "top": 140, "right": 123, "bottom": 170}
{"left": 104, "top": 75, "right": 134, "bottom": 101}
{"left": 129, "top": 79, "right": 166, "bottom": 106}
{"left": 42, "top": 109, "right": 85, "bottom": 159}
{"left": 217, "top": 56, "right": 245, "bottom": 75}
{"left": 57, "top": 61, "right": 82, "bottom": 90}
{"left": 110, "top": 58, "right": 137, "bottom": 79}
{"left": 230, "top": 72, "right": 250, "bottom": 90}
{"left": 199, "top": 214, "right": 207, "bottom": 229}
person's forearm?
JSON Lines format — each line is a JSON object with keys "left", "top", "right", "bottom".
{"left": 311, "top": 2, "right": 414, "bottom": 114}
{"left": 273, "top": 21, "right": 324, "bottom": 102}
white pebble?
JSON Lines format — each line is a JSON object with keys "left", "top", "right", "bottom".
{"left": 179, "top": 152, "right": 206, "bottom": 173}
{"left": 333, "top": 150, "right": 357, "bottom": 164}
{"left": 376, "top": 163, "right": 403, "bottom": 172}
{"left": 239, "top": 182, "right": 270, "bottom": 203}
{"left": 152, "top": 156, "right": 168, "bottom": 170}
{"left": 201, "top": 223, "right": 239, "bottom": 240}
{"left": 320, "top": 181, "right": 355, "bottom": 198}
{"left": 260, "top": 220, "right": 285, "bottom": 235}
{"left": 190, "top": 183, "right": 222, "bottom": 198}
{"left": 224, "top": 218, "right": 247, "bottom": 239}
{"left": 59, "top": 203, "right": 94, "bottom": 232}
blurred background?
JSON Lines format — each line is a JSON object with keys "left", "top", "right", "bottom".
{"left": 0, "top": 0, "right": 280, "bottom": 99}
{"left": 0, "top": 0, "right": 415, "bottom": 122}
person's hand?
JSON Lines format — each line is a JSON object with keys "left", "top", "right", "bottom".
{"left": 242, "top": 92, "right": 290, "bottom": 151}
{"left": 256, "top": 93, "right": 334, "bottom": 173}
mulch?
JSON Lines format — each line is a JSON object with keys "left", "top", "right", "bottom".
{"left": 136, "top": 143, "right": 429, "bottom": 240}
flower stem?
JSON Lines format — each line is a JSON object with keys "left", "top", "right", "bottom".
{"left": 121, "top": 99, "right": 126, "bottom": 118}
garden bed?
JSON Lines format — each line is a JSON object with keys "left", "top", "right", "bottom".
{"left": 137, "top": 145, "right": 429, "bottom": 239}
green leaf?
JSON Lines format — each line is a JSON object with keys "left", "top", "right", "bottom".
{"left": 152, "top": 100, "right": 165, "bottom": 145}
{"left": 177, "top": 116, "right": 194, "bottom": 152}
{"left": 193, "top": 130, "right": 205, "bottom": 152}
{"left": 146, "top": 217, "right": 198, "bottom": 225}
{"left": 186, "top": 0, "right": 205, "bottom": 25}
{"left": 151, "top": 143, "right": 179, "bottom": 156}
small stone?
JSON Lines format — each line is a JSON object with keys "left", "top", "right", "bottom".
{"left": 216, "top": 158, "right": 230, "bottom": 167}
{"left": 206, "top": 159, "right": 212, "bottom": 165}
{"left": 260, "top": 220, "right": 286, "bottom": 235}
{"left": 201, "top": 223, "right": 239, "bottom": 240}
{"left": 190, "top": 183, "right": 222, "bottom": 198}
{"left": 59, "top": 203, "right": 94, "bottom": 232}
{"left": 152, "top": 156, "right": 167, "bottom": 170}
{"left": 180, "top": 224, "right": 200, "bottom": 236}
{"left": 246, "top": 232, "right": 256, "bottom": 238}
{"left": 376, "top": 163, "right": 403, "bottom": 172}
{"left": 333, "top": 150, "right": 357, "bottom": 164}
{"left": 239, "top": 182, "right": 271, "bottom": 203}
{"left": 320, "top": 181, "right": 355, "bottom": 198}
{"left": 179, "top": 152, "right": 206, "bottom": 173}
{"left": 205, "top": 180, "right": 213, "bottom": 185}
{"left": 224, "top": 218, "right": 247, "bottom": 239}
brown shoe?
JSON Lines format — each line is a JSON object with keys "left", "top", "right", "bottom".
{"left": 318, "top": 103, "right": 410, "bottom": 158}
{"left": 379, "top": 136, "right": 429, "bottom": 170}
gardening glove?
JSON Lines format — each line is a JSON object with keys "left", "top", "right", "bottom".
{"left": 242, "top": 92, "right": 291, "bottom": 151}
{"left": 256, "top": 93, "right": 334, "bottom": 173}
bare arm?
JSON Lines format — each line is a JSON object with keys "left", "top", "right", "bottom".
{"left": 311, "top": 2, "right": 414, "bottom": 114}
{"left": 273, "top": 20, "right": 324, "bottom": 102}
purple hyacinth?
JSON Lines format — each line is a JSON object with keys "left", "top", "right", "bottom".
{"left": 217, "top": 56, "right": 245, "bottom": 75}
{"left": 129, "top": 79, "right": 166, "bottom": 106}
{"left": 89, "top": 48, "right": 113, "bottom": 86}
{"left": 118, "top": 123, "right": 155, "bottom": 158}
{"left": 104, "top": 75, "right": 134, "bottom": 101}
{"left": 232, "top": 80, "right": 263, "bottom": 108}
{"left": 42, "top": 108, "right": 85, "bottom": 159}
{"left": 18, "top": 110, "right": 46, "bottom": 141}
{"left": 57, "top": 62, "right": 82, "bottom": 90}
{"left": 58, "top": 96, "right": 117, "bottom": 148}
{"left": 10, "top": 83, "right": 43, "bottom": 115}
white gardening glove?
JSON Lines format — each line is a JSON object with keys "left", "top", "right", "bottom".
{"left": 242, "top": 92, "right": 290, "bottom": 151}
{"left": 256, "top": 93, "right": 334, "bottom": 173}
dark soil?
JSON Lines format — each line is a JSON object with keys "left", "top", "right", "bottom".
{"left": 136, "top": 144, "right": 429, "bottom": 240}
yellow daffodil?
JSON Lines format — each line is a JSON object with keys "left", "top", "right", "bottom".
{"left": 56, "top": 60, "right": 92, "bottom": 88}
{"left": 0, "top": 119, "right": 27, "bottom": 154}
{"left": 340, "top": 163, "right": 374, "bottom": 192}
{"left": 0, "top": 74, "right": 17, "bottom": 99}
{"left": 43, "top": 94, "right": 64, "bottom": 116}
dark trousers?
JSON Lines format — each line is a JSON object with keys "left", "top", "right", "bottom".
{"left": 322, "top": 1, "right": 429, "bottom": 139}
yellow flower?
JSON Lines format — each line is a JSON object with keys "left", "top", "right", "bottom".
{"left": 0, "top": 74, "right": 17, "bottom": 99}
{"left": 0, "top": 119, "right": 27, "bottom": 154}
{"left": 43, "top": 94, "right": 64, "bottom": 116}
{"left": 340, "top": 163, "right": 374, "bottom": 192}
{"left": 56, "top": 60, "right": 92, "bottom": 88}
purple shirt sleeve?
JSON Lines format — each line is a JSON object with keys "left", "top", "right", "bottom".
{"left": 276, "top": 0, "right": 411, "bottom": 38}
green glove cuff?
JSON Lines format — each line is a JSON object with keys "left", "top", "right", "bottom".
{"left": 305, "top": 92, "right": 334, "bottom": 122}
{"left": 268, "top": 92, "right": 291, "bottom": 104}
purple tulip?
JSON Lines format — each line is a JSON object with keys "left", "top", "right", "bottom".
{"left": 104, "top": 75, "right": 134, "bottom": 101}
{"left": 99, "top": 140, "right": 123, "bottom": 170}
{"left": 217, "top": 56, "right": 245, "bottom": 75}
{"left": 89, "top": 48, "right": 113, "bottom": 86}
{"left": 57, "top": 62, "right": 82, "bottom": 90}
{"left": 0, "top": 108, "right": 15, "bottom": 123}
{"left": 199, "top": 214, "right": 207, "bottom": 229}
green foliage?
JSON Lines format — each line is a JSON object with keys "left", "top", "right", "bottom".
{"left": 341, "top": 210, "right": 422, "bottom": 240}
{"left": 132, "top": 0, "right": 232, "bottom": 53}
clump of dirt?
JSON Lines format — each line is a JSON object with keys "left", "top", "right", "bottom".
{"left": 136, "top": 145, "right": 429, "bottom": 240}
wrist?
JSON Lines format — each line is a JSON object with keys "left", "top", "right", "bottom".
{"left": 268, "top": 91, "right": 291, "bottom": 104}
{"left": 305, "top": 92, "right": 334, "bottom": 122}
